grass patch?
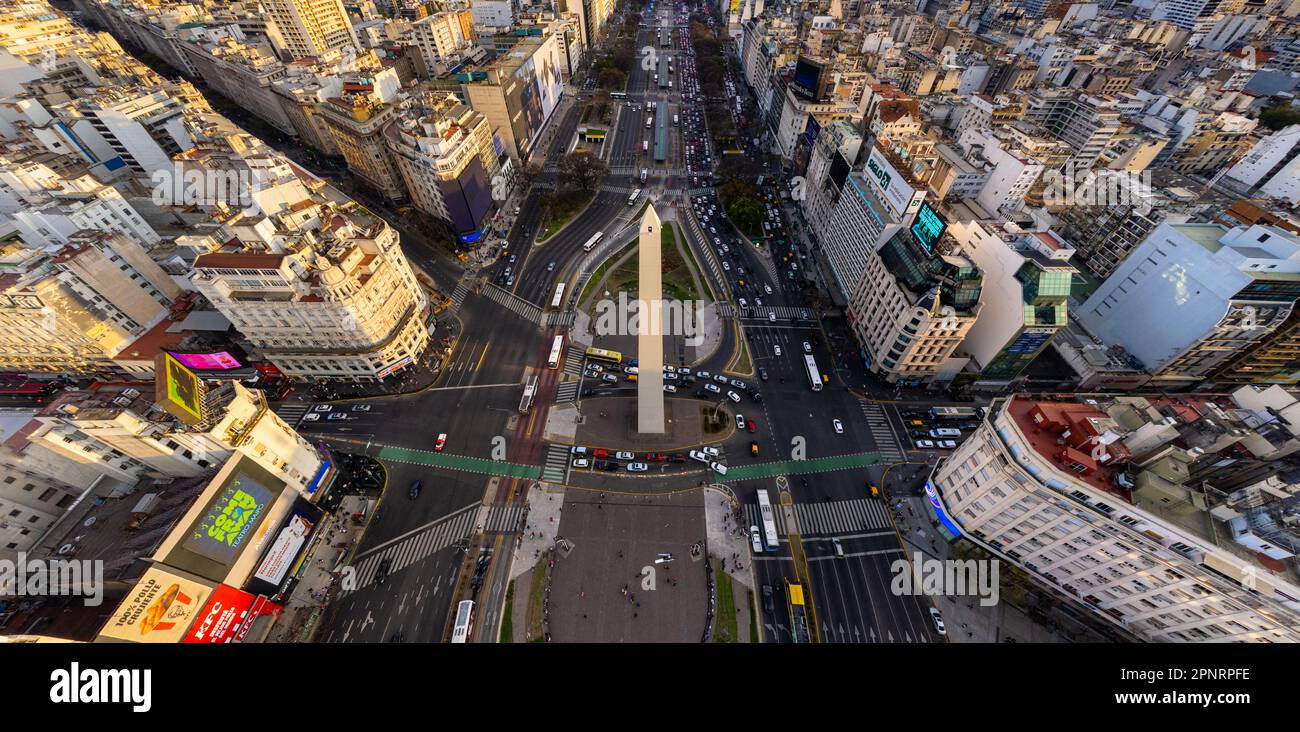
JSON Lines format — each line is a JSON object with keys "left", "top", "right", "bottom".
{"left": 579, "top": 238, "right": 637, "bottom": 307}
{"left": 729, "top": 332, "right": 752, "bottom": 375}
{"left": 671, "top": 222, "right": 713, "bottom": 302}
{"left": 500, "top": 580, "right": 515, "bottom": 643}
{"left": 712, "top": 561, "right": 739, "bottom": 642}
{"left": 525, "top": 554, "right": 550, "bottom": 642}
{"left": 538, "top": 188, "right": 597, "bottom": 242}
{"left": 701, "top": 404, "right": 729, "bottom": 434}
{"left": 748, "top": 590, "right": 758, "bottom": 643}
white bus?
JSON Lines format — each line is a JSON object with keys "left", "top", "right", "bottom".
{"left": 756, "top": 489, "right": 779, "bottom": 552}
{"left": 450, "top": 599, "right": 475, "bottom": 643}
{"left": 646, "top": 116, "right": 653, "bottom": 129}
{"left": 519, "top": 374, "right": 539, "bottom": 413}
{"left": 628, "top": 189, "right": 641, "bottom": 206}
{"left": 582, "top": 232, "right": 604, "bottom": 252}
{"left": 803, "top": 354, "right": 823, "bottom": 392}
{"left": 546, "top": 335, "right": 564, "bottom": 369}
{"left": 640, "top": 168, "right": 648, "bottom": 183}
{"left": 551, "top": 282, "right": 566, "bottom": 310}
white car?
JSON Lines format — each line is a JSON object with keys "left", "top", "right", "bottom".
{"left": 615, "top": 451, "right": 636, "bottom": 461}
{"left": 572, "top": 457, "right": 591, "bottom": 468}
{"left": 722, "top": 261, "right": 731, "bottom": 272}
{"left": 726, "top": 390, "right": 741, "bottom": 403}
{"left": 738, "top": 298, "right": 748, "bottom": 308}
{"left": 696, "top": 371, "right": 711, "bottom": 380}
{"left": 773, "top": 345, "right": 782, "bottom": 356}
{"left": 713, "top": 375, "right": 729, "bottom": 384}
{"left": 750, "top": 526, "right": 763, "bottom": 553}
{"left": 327, "top": 413, "right": 348, "bottom": 421}
{"left": 571, "top": 446, "right": 588, "bottom": 455}
{"left": 663, "top": 384, "right": 677, "bottom": 393}
{"left": 702, "top": 446, "right": 721, "bottom": 457}
{"left": 351, "top": 404, "right": 371, "bottom": 412}
{"left": 802, "top": 342, "right": 812, "bottom": 353}
{"left": 915, "top": 439, "right": 936, "bottom": 449}
{"left": 929, "top": 608, "right": 946, "bottom": 636}
{"left": 627, "top": 462, "right": 649, "bottom": 472}
{"left": 833, "top": 419, "right": 844, "bottom": 434}
{"left": 768, "top": 313, "right": 776, "bottom": 323}
{"left": 624, "top": 366, "right": 639, "bottom": 375}
{"left": 688, "top": 449, "right": 710, "bottom": 463}
{"left": 735, "top": 414, "right": 746, "bottom": 430}
{"left": 937, "top": 440, "right": 958, "bottom": 449}
{"left": 764, "top": 284, "right": 773, "bottom": 295}
{"left": 704, "top": 383, "right": 721, "bottom": 393}
{"left": 709, "top": 461, "right": 728, "bottom": 475}
{"left": 302, "top": 413, "right": 321, "bottom": 422}
{"left": 313, "top": 404, "right": 332, "bottom": 412}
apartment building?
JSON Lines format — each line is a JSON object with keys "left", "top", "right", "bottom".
{"left": 929, "top": 392, "right": 1300, "bottom": 642}
{"left": 461, "top": 34, "right": 565, "bottom": 162}
{"left": 260, "top": 0, "right": 356, "bottom": 60}
{"left": 316, "top": 68, "right": 406, "bottom": 201}
{"left": 1024, "top": 88, "right": 1121, "bottom": 169}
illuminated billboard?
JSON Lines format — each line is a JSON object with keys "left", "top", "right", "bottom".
{"left": 165, "top": 350, "right": 244, "bottom": 371}
{"left": 865, "top": 146, "right": 921, "bottom": 218}
{"left": 250, "top": 497, "right": 324, "bottom": 596}
{"left": 154, "top": 352, "right": 204, "bottom": 425}
{"left": 182, "top": 584, "right": 259, "bottom": 643}
{"left": 97, "top": 567, "right": 214, "bottom": 643}
{"left": 158, "top": 457, "right": 287, "bottom": 582}
{"left": 791, "top": 57, "right": 825, "bottom": 101}
{"left": 910, "top": 202, "right": 947, "bottom": 254}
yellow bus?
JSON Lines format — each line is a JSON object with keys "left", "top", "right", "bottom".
{"left": 584, "top": 347, "right": 622, "bottom": 365}
{"left": 786, "top": 580, "right": 809, "bottom": 643}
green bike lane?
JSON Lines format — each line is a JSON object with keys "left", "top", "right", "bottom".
{"left": 722, "top": 451, "right": 883, "bottom": 481}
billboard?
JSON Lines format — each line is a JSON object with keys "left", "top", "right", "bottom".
{"left": 910, "top": 202, "right": 947, "bottom": 254}
{"left": 865, "top": 146, "right": 921, "bottom": 218}
{"left": 791, "top": 57, "right": 824, "bottom": 101}
{"left": 182, "top": 584, "right": 259, "bottom": 643}
{"left": 155, "top": 352, "right": 204, "bottom": 425}
{"left": 165, "top": 350, "right": 244, "bottom": 371}
{"left": 251, "top": 497, "right": 324, "bottom": 593}
{"left": 439, "top": 154, "right": 492, "bottom": 237}
{"left": 97, "top": 567, "right": 214, "bottom": 643}
{"left": 159, "top": 457, "right": 287, "bottom": 583}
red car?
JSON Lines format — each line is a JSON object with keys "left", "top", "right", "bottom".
{"left": 592, "top": 448, "right": 610, "bottom": 458}
{"left": 746, "top": 420, "right": 757, "bottom": 434}
{"left": 434, "top": 433, "right": 447, "bottom": 452}
{"left": 645, "top": 452, "right": 665, "bottom": 462}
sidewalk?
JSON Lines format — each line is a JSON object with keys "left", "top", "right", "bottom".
{"left": 703, "top": 485, "right": 752, "bottom": 589}
{"left": 264, "top": 494, "right": 371, "bottom": 642}
{"left": 295, "top": 314, "right": 461, "bottom": 402}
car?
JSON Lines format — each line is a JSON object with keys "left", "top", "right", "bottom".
{"left": 513, "top": 207, "right": 521, "bottom": 215}
{"left": 750, "top": 526, "right": 763, "bottom": 553}
{"left": 547, "top": 262, "right": 556, "bottom": 272}
{"left": 750, "top": 391, "right": 763, "bottom": 403}
{"left": 375, "top": 558, "right": 392, "bottom": 584}
{"left": 750, "top": 441, "right": 759, "bottom": 455}
{"left": 313, "top": 404, "right": 333, "bottom": 412}
{"left": 726, "top": 390, "right": 741, "bottom": 403}
{"left": 615, "top": 451, "right": 635, "bottom": 461}
{"left": 624, "top": 366, "right": 639, "bottom": 375}
{"left": 762, "top": 585, "right": 774, "bottom": 612}
{"left": 695, "top": 370, "right": 711, "bottom": 380}
{"left": 688, "top": 449, "right": 710, "bottom": 463}
{"left": 937, "top": 440, "right": 958, "bottom": 449}
{"left": 663, "top": 384, "right": 677, "bottom": 393}
{"left": 352, "top": 404, "right": 371, "bottom": 412}
{"left": 592, "top": 448, "right": 610, "bottom": 458}
{"left": 929, "top": 608, "right": 946, "bottom": 635}
{"left": 832, "top": 538, "right": 845, "bottom": 558}
{"left": 800, "top": 310, "right": 810, "bottom": 320}
{"left": 409, "top": 480, "right": 422, "bottom": 499}
{"left": 435, "top": 433, "right": 447, "bottom": 452}
{"left": 735, "top": 414, "right": 746, "bottom": 430}
{"left": 915, "top": 439, "right": 936, "bottom": 449}
{"left": 738, "top": 297, "right": 748, "bottom": 308}
{"left": 602, "top": 374, "right": 618, "bottom": 383}
{"left": 713, "top": 374, "right": 729, "bottom": 384}
{"left": 596, "top": 460, "right": 619, "bottom": 471}
{"left": 327, "top": 413, "right": 348, "bottom": 421}
{"left": 832, "top": 419, "right": 844, "bottom": 434}
{"left": 702, "top": 446, "right": 720, "bottom": 457}
{"left": 768, "top": 312, "right": 777, "bottom": 323}
{"left": 709, "top": 461, "right": 728, "bottom": 475}
{"left": 802, "top": 341, "right": 812, "bottom": 353}
{"left": 572, "top": 457, "right": 590, "bottom": 468}
{"left": 729, "top": 379, "right": 746, "bottom": 389}
{"left": 645, "top": 452, "right": 665, "bottom": 462}
{"left": 764, "top": 284, "right": 773, "bottom": 295}
{"left": 302, "top": 413, "right": 321, "bottom": 422}
{"left": 722, "top": 261, "right": 731, "bottom": 271}
{"left": 702, "top": 383, "right": 721, "bottom": 394}
{"left": 773, "top": 344, "right": 782, "bottom": 356}
{"left": 588, "top": 363, "right": 603, "bottom": 373}
{"left": 678, "top": 367, "right": 691, "bottom": 375}
{"left": 627, "top": 462, "right": 649, "bottom": 472}
{"left": 930, "top": 428, "right": 961, "bottom": 438}
{"left": 746, "top": 419, "right": 757, "bottom": 434}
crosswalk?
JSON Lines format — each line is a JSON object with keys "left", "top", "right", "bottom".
{"left": 562, "top": 349, "right": 586, "bottom": 376}
{"left": 546, "top": 311, "right": 576, "bottom": 328}
{"left": 540, "top": 443, "right": 571, "bottom": 484}
{"left": 860, "top": 402, "right": 905, "bottom": 462}
{"left": 483, "top": 503, "right": 528, "bottom": 533}
{"left": 344, "top": 505, "right": 477, "bottom": 594}
{"left": 745, "top": 497, "right": 893, "bottom": 539}
{"left": 555, "top": 381, "right": 580, "bottom": 403}
{"left": 718, "top": 304, "right": 806, "bottom": 321}
{"left": 481, "top": 284, "right": 543, "bottom": 323}
{"left": 273, "top": 402, "right": 310, "bottom": 425}
{"left": 448, "top": 273, "right": 474, "bottom": 313}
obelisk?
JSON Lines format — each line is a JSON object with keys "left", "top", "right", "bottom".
{"left": 637, "top": 204, "right": 665, "bottom": 434}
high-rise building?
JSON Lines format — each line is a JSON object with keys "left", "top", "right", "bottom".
{"left": 1024, "top": 89, "right": 1121, "bottom": 170}
{"left": 260, "top": 0, "right": 357, "bottom": 60}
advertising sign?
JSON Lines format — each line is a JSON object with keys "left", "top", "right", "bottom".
{"left": 154, "top": 352, "right": 204, "bottom": 425}
{"left": 233, "top": 595, "right": 283, "bottom": 642}
{"left": 910, "top": 202, "right": 947, "bottom": 254}
{"left": 791, "top": 57, "right": 823, "bottom": 101}
{"left": 97, "top": 567, "right": 213, "bottom": 643}
{"left": 865, "top": 147, "right": 918, "bottom": 218}
{"left": 159, "top": 457, "right": 287, "bottom": 582}
{"left": 182, "top": 584, "right": 259, "bottom": 643}
{"left": 253, "top": 513, "right": 314, "bottom": 587}
{"left": 166, "top": 351, "right": 244, "bottom": 371}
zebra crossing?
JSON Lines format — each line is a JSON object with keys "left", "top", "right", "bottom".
{"left": 860, "top": 402, "right": 905, "bottom": 462}
{"left": 718, "top": 304, "right": 805, "bottom": 321}
{"left": 540, "top": 443, "right": 572, "bottom": 484}
{"left": 273, "top": 402, "right": 311, "bottom": 425}
{"left": 546, "top": 311, "right": 577, "bottom": 328}
{"left": 562, "top": 349, "right": 586, "bottom": 376}
{"left": 555, "top": 381, "right": 580, "bottom": 403}
{"left": 345, "top": 505, "right": 477, "bottom": 594}
{"left": 483, "top": 503, "right": 528, "bottom": 533}
{"left": 746, "top": 497, "right": 892, "bottom": 539}
{"left": 481, "top": 284, "right": 543, "bottom": 323}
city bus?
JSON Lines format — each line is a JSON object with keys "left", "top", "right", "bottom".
{"left": 0, "top": 382, "right": 59, "bottom": 405}
{"left": 584, "top": 347, "right": 622, "bottom": 365}
{"left": 803, "top": 354, "right": 823, "bottom": 392}
{"left": 519, "top": 374, "right": 539, "bottom": 414}
{"left": 628, "top": 188, "right": 641, "bottom": 206}
{"left": 610, "top": 91, "right": 628, "bottom": 100}
{"left": 756, "top": 489, "right": 779, "bottom": 552}
{"left": 450, "top": 600, "right": 475, "bottom": 643}
{"left": 551, "top": 282, "right": 566, "bottom": 310}
{"left": 930, "top": 406, "right": 980, "bottom": 421}
{"left": 785, "top": 580, "right": 810, "bottom": 643}
{"left": 582, "top": 232, "right": 604, "bottom": 252}
{"left": 546, "top": 335, "right": 564, "bottom": 369}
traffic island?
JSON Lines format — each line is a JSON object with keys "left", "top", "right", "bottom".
{"left": 575, "top": 396, "right": 706, "bottom": 452}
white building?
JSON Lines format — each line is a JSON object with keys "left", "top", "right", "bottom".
{"left": 1226, "top": 124, "right": 1300, "bottom": 205}
{"left": 260, "top": 0, "right": 357, "bottom": 60}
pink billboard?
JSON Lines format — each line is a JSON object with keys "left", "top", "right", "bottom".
{"left": 166, "top": 351, "right": 244, "bottom": 371}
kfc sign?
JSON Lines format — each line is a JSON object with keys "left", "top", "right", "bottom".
{"left": 183, "top": 584, "right": 258, "bottom": 643}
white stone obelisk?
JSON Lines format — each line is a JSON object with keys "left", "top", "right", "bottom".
{"left": 637, "top": 204, "right": 665, "bottom": 434}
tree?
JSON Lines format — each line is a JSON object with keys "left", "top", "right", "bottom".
{"left": 518, "top": 161, "right": 543, "bottom": 189}
{"left": 598, "top": 67, "right": 627, "bottom": 91}
{"left": 557, "top": 152, "right": 608, "bottom": 192}
{"left": 1259, "top": 101, "right": 1300, "bottom": 131}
